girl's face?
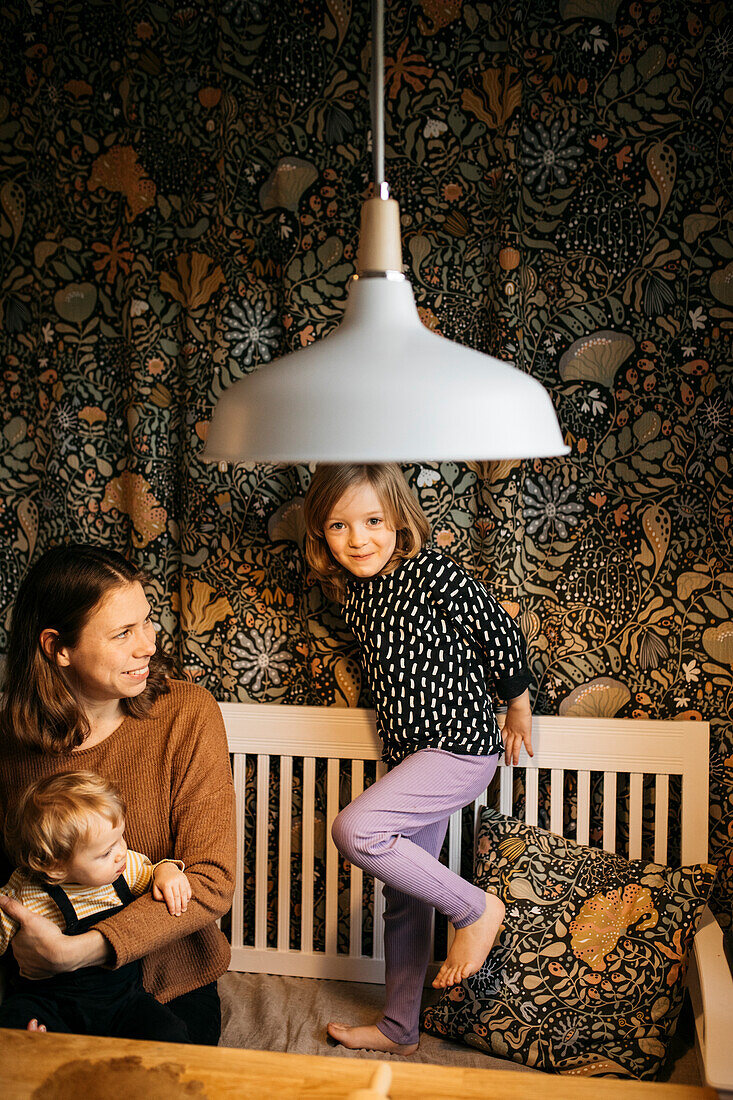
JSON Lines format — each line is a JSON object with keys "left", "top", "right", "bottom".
{"left": 324, "top": 482, "right": 397, "bottom": 579}
{"left": 54, "top": 582, "right": 157, "bottom": 710}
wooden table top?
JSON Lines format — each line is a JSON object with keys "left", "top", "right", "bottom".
{"left": 1, "top": 1029, "right": 718, "bottom": 1099}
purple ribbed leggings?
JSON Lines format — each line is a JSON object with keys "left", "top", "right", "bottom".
{"left": 331, "top": 747, "right": 499, "bottom": 1045}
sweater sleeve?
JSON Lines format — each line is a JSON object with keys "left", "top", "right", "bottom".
{"left": 94, "top": 690, "right": 236, "bottom": 968}
{"left": 427, "top": 553, "right": 533, "bottom": 700}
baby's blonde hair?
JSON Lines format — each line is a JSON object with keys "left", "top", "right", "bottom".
{"left": 5, "top": 771, "right": 126, "bottom": 883}
{"left": 304, "top": 463, "right": 430, "bottom": 602}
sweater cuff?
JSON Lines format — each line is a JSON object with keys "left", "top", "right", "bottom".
{"left": 494, "top": 668, "right": 533, "bottom": 701}
{"left": 152, "top": 858, "right": 186, "bottom": 873}
{"left": 96, "top": 921, "right": 124, "bottom": 969}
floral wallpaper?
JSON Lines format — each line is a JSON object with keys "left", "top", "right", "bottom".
{"left": 0, "top": 1, "right": 730, "bottom": 924}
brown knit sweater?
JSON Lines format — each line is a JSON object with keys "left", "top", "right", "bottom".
{"left": 0, "top": 680, "right": 236, "bottom": 1003}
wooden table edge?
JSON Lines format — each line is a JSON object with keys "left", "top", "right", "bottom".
{"left": 0, "top": 1028, "right": 719, "bottom": 1099}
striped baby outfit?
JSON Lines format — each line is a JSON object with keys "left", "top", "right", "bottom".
{"left": 0, "top": 850, "right": 184, "bottom": 953}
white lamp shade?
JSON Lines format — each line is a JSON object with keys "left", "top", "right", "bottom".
{"left": 203, "top": 276, "right": 569, "bottom": 464}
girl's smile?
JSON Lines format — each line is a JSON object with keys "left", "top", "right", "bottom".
{"left": 324, "top": 483, "right": 397, "bottom": 579}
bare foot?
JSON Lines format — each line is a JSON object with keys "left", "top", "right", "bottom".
{"left": 326, "top": 1022, "right": 418, "bottom": 1055}
{"left": 432, "top": 891, "right": 505, "bottom": 988}
{"left": 26, "top": 1018, "right": 47, "bottom": 1032}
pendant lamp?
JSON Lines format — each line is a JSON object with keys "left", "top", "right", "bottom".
{"left": 203, "top": 1, "right": 568, "bottom": 465}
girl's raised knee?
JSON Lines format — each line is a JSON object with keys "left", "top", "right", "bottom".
{"left": 331, "top": 807, "right": 357, "bottom": 857}
{"left": 332, "top": 808, "right": 393, "bottom": 865}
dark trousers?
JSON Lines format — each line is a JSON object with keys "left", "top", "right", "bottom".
{"left": 0, "top": 976, "right": 220, "bottom": 1046}
{"left": 0, "top": 983, "right": 190, "bottom": 1043}
{"left": 166, "top": 981, "right": 221, "bottom": 1046}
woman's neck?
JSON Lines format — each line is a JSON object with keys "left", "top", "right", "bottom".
{"left": 74, "top": 699, "right": 127, "bottom": 751}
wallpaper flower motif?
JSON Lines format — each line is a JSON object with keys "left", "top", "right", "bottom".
{"left": 225, "top": 300, "right": 281, "bottom": 366}
{"left": 230, "top": 626, "right": 292, "bottom": 695}
{"left": 523, "top": 473, "right": 584, "bottom": 541}
{"left": 0, "top": 0, "right": 730, "bottom": 923}
{"left": 520, "top": 120, "right": 584, "bottom": 192}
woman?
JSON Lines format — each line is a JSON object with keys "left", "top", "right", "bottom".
{"left": 0, "top": 545, "right": 236, "bottom": 1044}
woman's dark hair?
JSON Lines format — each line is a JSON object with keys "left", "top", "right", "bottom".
{"left": 0, "top": 544, "right": 176, "bottom": 754}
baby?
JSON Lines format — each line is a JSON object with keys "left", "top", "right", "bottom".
{"left": 0, "top": 770, "right": 193, "bottom": 1042}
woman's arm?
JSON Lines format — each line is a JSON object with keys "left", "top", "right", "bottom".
{"left": 92, "top": 691, "right": 236, "bottom": 968}
{"left": 1, "top": 871, "right": 110, "bottom": 977}
{"left": 0, "top": 895, "right": 110, "bottom": 977}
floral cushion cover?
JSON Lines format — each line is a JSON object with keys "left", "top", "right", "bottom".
{"left": 422, "top": 808, "right": 716, "bottom": 1079}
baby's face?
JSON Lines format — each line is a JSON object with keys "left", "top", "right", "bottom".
{"left": 61, "top": 814, "right": 128, "bottom": 887}
{"left": 324, "top": 482, "right": 397, "bottom": 579}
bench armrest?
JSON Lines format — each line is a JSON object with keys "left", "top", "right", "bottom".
{"left": 687, "top": 906, "right": 733, "bottom": 1099}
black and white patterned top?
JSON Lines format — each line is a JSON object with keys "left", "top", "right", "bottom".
{"left": 343, "top": 548, "right": 532, "bottom": 765}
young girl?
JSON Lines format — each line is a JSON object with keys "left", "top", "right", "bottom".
{"left": 0, "top": 771, "right": 192, "bottom": 1041}
{"left": 304, "top": 463, "right": 533, "bottom": 1055}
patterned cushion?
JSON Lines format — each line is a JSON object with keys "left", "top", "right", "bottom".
{"left": 422, "top": 809, "right": 716, "bottom": 1079}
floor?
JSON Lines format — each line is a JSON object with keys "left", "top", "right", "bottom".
{"left": 218, "top": 971, "right": 701, "bottom": 1083}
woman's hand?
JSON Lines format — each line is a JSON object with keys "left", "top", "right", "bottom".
{"left": 0, "top": 895, "right": 110, "bottom": 978}
{"left": 152, "top": 864, "right": 192, "bottom": 917}
{"left": 501, "top": 689, "right": 534, "bottom": 766}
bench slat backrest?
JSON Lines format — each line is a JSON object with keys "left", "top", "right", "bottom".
{"left": 221, "top": 704, "right": 710, "bottom": 981}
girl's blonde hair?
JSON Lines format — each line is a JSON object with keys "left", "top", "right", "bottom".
{"left": 304, "top": 463, "right": 430, "bottom": 602}
{"left": 4, "top": 771, "right": 126, "bottom": 883}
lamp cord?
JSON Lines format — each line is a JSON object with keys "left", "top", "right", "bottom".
{"left": 370, "top": 0, "right": 387, "bottom": 196}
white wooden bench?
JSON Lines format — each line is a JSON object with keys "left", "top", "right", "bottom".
{"left": 221, "top": 704, "right": 732, "bottom": 1096}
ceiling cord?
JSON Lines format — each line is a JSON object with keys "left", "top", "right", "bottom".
{"left": 370, "top": 0, "right": 388, "bottom": 198}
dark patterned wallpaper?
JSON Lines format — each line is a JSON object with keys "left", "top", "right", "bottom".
{"left": 0, "top": 0, "right": 730, "bottom": 922}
